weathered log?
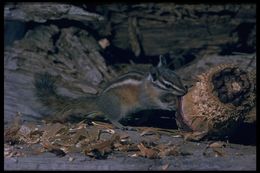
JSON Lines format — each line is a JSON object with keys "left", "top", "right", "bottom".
{"left": 104, "top": 4, "right": 256, "bottom": 56}
{"left": 4, "top": 3, "right": 104, "bottom": 23}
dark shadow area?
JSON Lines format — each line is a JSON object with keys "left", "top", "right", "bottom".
{"left": 122, "top": 110, "right": 256, "bottom": 146}
{"left": 120, "top": 110, "right": 178, "bottom": 129}
{"left": 219, "top": 22, "right": 256, "bottom": 55}
{"left": 4, "top": 20, "right": 26, "bottom": 47}
{"left": 100, "top": 45, "right": 136, "bottom": 65}
{"left": 229, "top": 122, "right": 256, "bottom": 146}
{"left": 101, "top": 45, "right": 197, "bottom": 70}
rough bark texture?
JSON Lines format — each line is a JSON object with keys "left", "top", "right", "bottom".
{"left": 4, "top": 3, "right": 104, "bottom": 23}
{"left": 96, "top": 4, "right": 256, "bottom": 56}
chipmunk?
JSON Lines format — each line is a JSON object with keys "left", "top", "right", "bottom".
{"left": 34, "top": 56, "right": 187, "bottom": 130}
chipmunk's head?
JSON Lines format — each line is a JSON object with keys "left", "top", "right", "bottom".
{"left": 147, "top": 56, "right": 187, "bottom": 110}
{"left": 147, "top": 55, "right": 188, "bottom": 96}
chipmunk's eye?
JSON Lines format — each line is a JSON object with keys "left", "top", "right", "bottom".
{"left": 150, "top": 68, "right": 158, "bottom": 81}
{"left": 164, "top": 83, "right": 172, "bottom": 88}
{"left": 151, "top": 73, "right": 157, "bottom": 81}
{"left": 161, "top": 80, "right": 172, "bottom": 89}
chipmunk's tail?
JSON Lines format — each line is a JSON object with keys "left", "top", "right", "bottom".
{"left": 34, "top": 73, "right": 101, "bottom": 121}
{"left": 34, "top": 73, "right": 73, "bottom": 120}
{"left": 34, "top": 73, "right": 67, "bottom": 110}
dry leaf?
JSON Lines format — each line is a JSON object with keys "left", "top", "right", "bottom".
{"left": 212, "top": 148, "right": 225, "bottom": 157}
{"left": 137, "top": 143, "right": 159, "bottom": 159}
{"left": 4, "top": 128, "right": 20, "bottom": 144}
{"left": 158, "top": 145, "right": 179, "bottom": 157}
{"left": 84, "top": 134, "right": 120, "bottom": 159}
{"left": 182, "top": 131, "right": 208, "bottom": 141}
{"left": 4, "top": 144, "right": 25, "bottom": 158}
{"left": 42, "top": 123, "right": 66, "bottom": 141}
{"left": 208, "top": 141, "right": 225, "bottom": 148}
{"left": 5, "top": 118, "right": 195, "bottom": 160}
{"left": 69, "top": 128, "right": 89, "bottom": 144}
{"left": 120, "top": 133, "right": 129, "bottom": 138}
{"left": 116, "top": 143, "right": 139, "bottom": 152}
{"left": 92, "top": 121, "right": 114, "bottom": 129}
{"left": 101, "top": 129, "right": 115, "bottom": 134}
{"left": 140, "top": 128, "right": 156, "bottom": 136}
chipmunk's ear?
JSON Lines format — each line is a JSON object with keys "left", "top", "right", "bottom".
{"left": 157, "top": 55, "right": 167, "bottom": 67}
{"left": 147, "top": 67, "right": 158, "bottom": 81}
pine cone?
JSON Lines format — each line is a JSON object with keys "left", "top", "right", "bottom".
{"left": 176, "top": 64, "right": 256, "bottom": 138}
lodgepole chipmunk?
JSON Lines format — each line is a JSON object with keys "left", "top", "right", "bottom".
{"left": 34, "top": 56, "right": 187, "bottom": 130}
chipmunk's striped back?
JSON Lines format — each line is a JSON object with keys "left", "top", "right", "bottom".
{"left": 102, "top": 71, "right": 144, "bottom": 93}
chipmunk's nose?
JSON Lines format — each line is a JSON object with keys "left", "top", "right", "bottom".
{"left": 184, "top": 85, "right": 189, "bottom": 94}
{"left": 178, "top": 85, "right": 188, "bottom": 96}
{"left": 173, "top": 86, "right": 187, "bottom": 96}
